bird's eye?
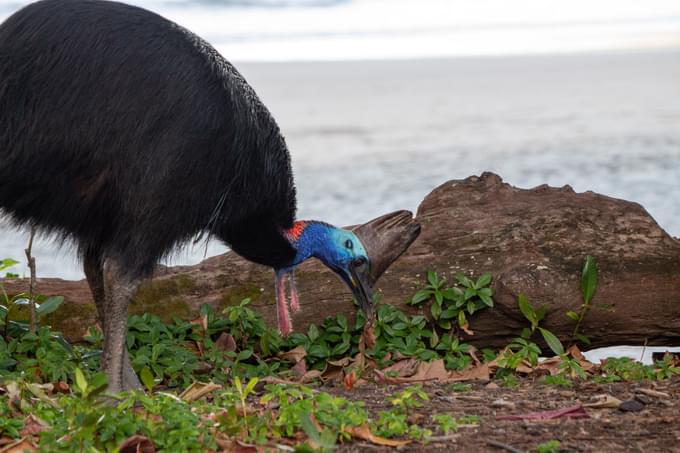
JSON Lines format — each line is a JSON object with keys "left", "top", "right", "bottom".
{"left": 345, "top": 239, "right": 353, "bottom": 249}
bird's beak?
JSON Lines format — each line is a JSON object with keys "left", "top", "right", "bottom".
{"left": 347, "top": 257, "right": 374, "bottom": 323}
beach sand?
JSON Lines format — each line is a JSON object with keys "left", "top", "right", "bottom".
{"left": 1, "top": 49, "right": 679, "bottom": 279}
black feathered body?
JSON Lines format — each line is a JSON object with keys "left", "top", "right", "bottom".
{"left": 0, "top": 0, "right": 297, "bottom": 275}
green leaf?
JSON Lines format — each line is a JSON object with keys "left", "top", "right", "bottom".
{"left": 535, "top": 305, "right": 547, "bottom": 322}
{"left": 236, "top": 349, "right": 253, "bottom": 361}
{"left": 517, "top": 293, "right": 536, "bottom": 325}
{"left": 74, "top": 367, "right": 87, "bottom": 394}
{"left": 455, "top": 273, "right": 472, "bottom": 288}
{"left": 520, "top": 327, "right": 532, "bottom": 340}
{"left": 566, "top": 310, "right": 580, "bottom": 321}
{"left": 427, "top": 270, "right": 439, "bottom": 288}
{"left": 430, "top": 301, "right": 442, "bottom": 320}
{"left": 409, "top": 289, "right": 432, "bottom": 305}
{"left": 457, "top": 310, "right": 467, "bottom": 328}
{"left": 307, "top": 324, "right": 319, "bottom": 342}
{"left": 245, "top": 377, "right": 259, "bottom": 396}
{"left": 35, "top": 296, "right": 64, "bottom": 317}
{"left": 429, "top": 329, "right": 439, "bottom": 348}
{"left": 538, "top": 327, "right": 564, "bottom": 356}
{"left": 437, "top": 320, "right": 452, "bottom": 330}
{"left": 140, "top": 367, "right": 155, "bottom": 392}
{"left": 575, "top": 333, "right": 591, "bottom": 345}
{"left": 0, "top": 258, "right": 19, "bottom": 272}
{"left": 475, "top": 274, "right": 492, "bottom": 288}
{"left": 581, "top": 255, "right": 598, "bottom": 303}
{"left": 441, "top": 288, "right": 460, "bottom": 301}
{"left": 478, "top": 291, "right": 494, "bottom": 307}
{"left": 299, "top": 413, "right": 321, "bottom": 444}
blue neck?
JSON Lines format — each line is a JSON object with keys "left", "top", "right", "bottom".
{"left": 288, "top": 221, "right": 333, "bottom": 267}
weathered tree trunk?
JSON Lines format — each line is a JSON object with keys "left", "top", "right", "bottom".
{"left": 4, "top": 172, "right": 680, "bottom": 350}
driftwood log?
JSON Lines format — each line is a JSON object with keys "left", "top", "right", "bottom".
{"left": 4, "top": 172, "right": 680, "bottom": 350}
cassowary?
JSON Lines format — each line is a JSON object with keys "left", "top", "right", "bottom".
{"left": 0, "top": 0, "right": 374, "bottom": 392}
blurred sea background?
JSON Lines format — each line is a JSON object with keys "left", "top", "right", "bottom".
{"left": 1, "top": 0, "right": 679, "bottom": 360}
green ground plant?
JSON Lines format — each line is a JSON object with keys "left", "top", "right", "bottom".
{"left": 567, "top": 255, "right": 598, "bottom": 346}
{"left": 1, "top": 256, "right": 678, "bottom": 451}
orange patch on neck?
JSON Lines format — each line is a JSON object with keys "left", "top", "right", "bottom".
{"left": 286, "top": 221, "right": 307, "bottom": 241}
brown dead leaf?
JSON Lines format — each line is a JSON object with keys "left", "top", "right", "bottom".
{"left": 376, "top": 359, "right": 490, "bottom": 383}
{"left": 327, "top": 357, "right": 352, "bottom": 367}
{"left": 567, "top": 345, "right": 595, "bottom": 371}
{"left": 179, "top": 381, "right": 223, "bottom": 402}
{"left": 636, "top": 388, "right": 671, "bottom": 399}
{"left": 497, "top": 404, "right": 589, "bottom": 421}
{"left": 299, "top": 369, "right": 323, "bottom": 383}
{"left": 279, "top": 346, "right": 306, "bottom": 364}
{"left": 190, "top": 314, "right": 209, "bottom": 333}
{"left": 410, "top": 359, "right": 449, "bottom": 381}
{"left": 345, "top": 424, "right": 411, "bottom": 446}
{"left": 52, "top": 381, "right": 70, "bottom": 394}
{"left": 291, "top": 359, "right": 307, "bottom": 378}
{"left": 19, "top": 415, "right": 49, "bottom": 437}
{"left": 362, "top": 322, "right": 377, "bottom": 349}
{"left": 0, "top": 438, "right": 37, "bottom": 453}
{"left": 118, "top": 435, "right": 156, "bottom": 453}
{"left": 444, "top": 363, "right": 491, "bottom": 382}
{"left": 343, "top": 370, "right": 357, "bottom": 390}
{"left": 215, "top": 333, "right": 237, "bottom": 353}
{"left": 380, "top": 358, "right": 420, "bottom": 377}
{"left": 535, "top": 357, "right": 563, "bottom": 376}
{"left": 218, "top": 439, "right": 258, "bottom": 453}
{"left": 584, "top": 394, "right": 623, "bottom": 409}
{"left": 460, "top": 322, "right": 474, "bottom": 336}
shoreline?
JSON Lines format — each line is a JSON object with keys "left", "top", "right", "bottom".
{"left": 2, "top": 48, "right": 680, "bottom": 279}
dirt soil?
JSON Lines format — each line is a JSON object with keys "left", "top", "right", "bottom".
{"left": 325, "top": 377, "right": 680, "bottom": 453}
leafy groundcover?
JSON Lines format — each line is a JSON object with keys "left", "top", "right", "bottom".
{"left": 0, "top": 265, "right": 679, "bottom": 452}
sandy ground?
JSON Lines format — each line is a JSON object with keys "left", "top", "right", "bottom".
{"left": 1, "top": 50, "right": 680, "bottom": 279}
{"left": 326, "top": 378, "right": 680, "bottom": 452}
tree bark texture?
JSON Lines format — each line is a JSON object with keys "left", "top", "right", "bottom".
{"left": 3, "top": 172, "right": 679, "bottom": 350}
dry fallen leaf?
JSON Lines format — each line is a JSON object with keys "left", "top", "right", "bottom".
{"left": 214, "top": 333, "right": 237, "bottom": 352}
{"left": 636, "top": 388, "right": 671, "bottom": 399}
{"left": 567, "top": 345, "right": 595, "bottom": 371}
{"left": 0, "top": 438, "right": 37, "bottom": 453}
{"left": 584, "top": 394, "right": 623, "bottom": 409}
{"left": 376, "top": 359, "right": 490, "bottom": 383}
{"left": 343, "top": 370, "right": 357, "bottom": 390}
{"left": 179, "top": 381, "right": 222, "bottom": 402}
{"left": 19, "top": 415, "right": 49, "bottom": 437}
{"left": 497, "top": 404, "right": 590, "bottom": 421}
{"left": 278, "top": 346, "right": 306, "bottom": 364}
{"left": 118, "top": 435, "right": 156, "bottom": 453}
{"left": 362, "top": 321, "right": 377, "bottom": 349}
{"left": 218, "top": 439, "right": 258, "bottom": 453}
{"left": 345, "top": 424, "right": 411, "bottom": 446}
{"left": 291, "top": 359, "right": 307, "bottom": 378}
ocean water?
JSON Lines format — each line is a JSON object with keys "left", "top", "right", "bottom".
{"left": 1, "top": 0, "right": 680, "bottom": 61}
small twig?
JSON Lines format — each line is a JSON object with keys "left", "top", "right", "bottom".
{"left": 24, "top": 226, "right": 37, "bottom": 333}
{"left": 640, "top": 338, "right": 648, "bottom": 363}
{"left": 486, "top": 439, "right": 524, "bottom": 453}
{"left": 424, "top": 433, "right": 460, "bottom": 442}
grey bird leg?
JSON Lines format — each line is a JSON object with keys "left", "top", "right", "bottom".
{"left": 84, "top": 252, "right": 141, "bottom": 391}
